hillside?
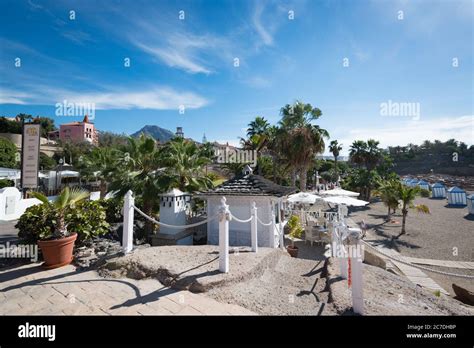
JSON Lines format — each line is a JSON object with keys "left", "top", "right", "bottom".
{"left": 131, "top": 125, "right": 175, "bottom": 143}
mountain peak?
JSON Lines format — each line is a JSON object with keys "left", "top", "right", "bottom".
{"left": 131, "top": 125, "right": 175, "bottom": 142}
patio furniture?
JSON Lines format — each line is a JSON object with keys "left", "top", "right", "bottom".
{"left": 304, "top": 221, "right": 319, "bottom": 246}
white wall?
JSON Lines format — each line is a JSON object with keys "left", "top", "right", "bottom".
{"left": 206, "top": 196, "right": 276, "bottom": 247}
{"left": 0, "top": 188, "right": 103, "bottom": 221}
{"left": 0, "top": 187, "right": 42, "bottom": 221}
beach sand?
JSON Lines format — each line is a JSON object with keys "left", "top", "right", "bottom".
{"left": 349, "top": 197, "right": 474, "bottom": 295}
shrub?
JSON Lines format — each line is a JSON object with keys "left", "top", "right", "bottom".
{"left": 16, "top": 204, "right": 57, "bottom": 243}
{"left": 17, "top": 200, "right": 109, "bottom": 245}
{"left": 0, "top": 178, "right": 14, "bottom": 188}
{"left": 419, "top": 188, "right": 430, "bottom": 197}
{"left": 66, "top": 200, "right": 109, "bottom": 243}
{"left": 287, "top": 215, "right": 304, "bottom": 248}
{"left": 0, "top": 137, "right": 18, "bottom": 168}
{"left": 98, "top": 198, "right": 123, "bottom": 223}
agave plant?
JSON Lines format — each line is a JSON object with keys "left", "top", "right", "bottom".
{"left": 32, "top": 187, "right": 89, "bottom": 239}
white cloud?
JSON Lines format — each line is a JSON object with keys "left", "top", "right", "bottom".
{"left": 243, "top": 76, "right": 271, "bottom": 88}
{"left": 334, "top": 115, "right": 474, "bottom": 155}
{"left": 0, "top": 86, "right": 210, "bottom": 110}
{"left": 135, "top": 42, "right": 211, "bottom": 74}
{"left": 253, "top": 3, "right": 274, "bottom": 46}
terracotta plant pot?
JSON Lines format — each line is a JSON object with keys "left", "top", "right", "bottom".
{"left": 286, "top": 245, "right": 299, "bottom": 258}
{"left": 37, "top": 233, "right": 77, "bottom": 269}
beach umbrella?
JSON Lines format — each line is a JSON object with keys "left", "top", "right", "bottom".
{"left": 287, "top": 192, "right": 322, "bottom": 204}
{"left": 322, "top": 187, "right": 360, "bottom": 197}
{"left": 323, "top": 195, "right": 369, "bottom": 207}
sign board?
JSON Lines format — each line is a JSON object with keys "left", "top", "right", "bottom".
{"left": 21, "top": 123, "right": 41, "bottom": 189}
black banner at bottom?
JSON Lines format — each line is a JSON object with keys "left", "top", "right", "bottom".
{"left": 0, "top": 315, "right": 472, "bottom": 346}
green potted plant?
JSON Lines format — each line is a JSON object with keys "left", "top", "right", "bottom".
{"left": 286, "top": 215, "right": 304, "bottom": 257}
{"left": 31, "top": 187, "right": 89, "bottom": 269}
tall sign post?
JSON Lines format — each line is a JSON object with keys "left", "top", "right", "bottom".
{"left": 21, "top": 123, "right": 41, "bottom": 196}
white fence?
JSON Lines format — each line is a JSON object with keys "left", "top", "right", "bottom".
{"left": 122, "top": 190, "right": 364, "bottom": 314}
{"left": 123, "top": 191, "right": 278, "bottom": 273}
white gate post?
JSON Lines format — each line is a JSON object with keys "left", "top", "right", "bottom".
{"left": 218, "top": 196, "right": 231, "bottom": 273}
{"left": 278, "top": 200, "right": 284, "bottom": 249}
{"left": 251, "top": 202, "right": 258, "bottom": 253}
{"left": 348, "top": 234, "right": 364, "bottom": 315}
{"left": 270, "top": 209, "right": 276, "bottom": 248}
{"left": 123, "top": 190, "right": 135, "bottom": 253}
{"left": 339, "top": 225, "right": 348, "bottom": 279}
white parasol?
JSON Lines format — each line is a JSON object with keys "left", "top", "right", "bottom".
{"left": 322, "top": 187, "right": 360, "bottom": 197}
{"left": 323, "top": 195, "right": 369, "bottom": 207}
{"left": 287, "top": 192, "right": 322, "bottom": 204}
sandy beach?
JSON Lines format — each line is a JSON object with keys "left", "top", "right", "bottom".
{"left": 349, "top": 197, "right": 474, "bottom": 294}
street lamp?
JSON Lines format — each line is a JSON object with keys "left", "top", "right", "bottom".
{"left": 56, "top": 157, "right": 64, "bottom": 193}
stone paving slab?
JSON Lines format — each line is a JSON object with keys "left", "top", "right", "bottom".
{"left": 403, "top": 257, "right": 474, "bottom": 270}
{"left": 0, "top": 263, "right": 255, "bottom": 315}
{"left": 375, "top": 246, "right": 449, "bottom": 295}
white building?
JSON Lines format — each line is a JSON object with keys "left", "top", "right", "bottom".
{"left": 151, "top": 188, "right": 193, "bottom": 246}
{"left": 198, "top": 166, "right": 296, "bottom": 248}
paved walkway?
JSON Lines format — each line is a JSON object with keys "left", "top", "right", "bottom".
{"left": 0, "top": 220, "right": 18, "bottom": 244}
{"left": 0, "top": 263, "right": 255, "bottom": 315}
{"left": 374, "top": 246, "right": 449, "bottom": 295}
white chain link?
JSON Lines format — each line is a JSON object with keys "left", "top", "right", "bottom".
{"left": 230, "top": 213, "right": 253, "bottom": 223}
{"left": 361, "top": 240, "right": 474, "bottom": 279}
{"left": 133, "top": 205, "right": 218, "bottom": 229}
{"left": 256, "top": 216, "right": 273, "bottom": 226}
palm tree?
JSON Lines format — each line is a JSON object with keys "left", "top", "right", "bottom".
{"left": 32, "top": 187, "right": 89, "bottom": 239}
{"left": 78, "top": 147, "right": 119, "bottom": 198}
{"left": 109, "top": 134, "right": 164, "bottom": 238}
{"left": 329, "top": 140, "right": 342, "bottom": 179}
{"left": 375, "top": 179, "right": 399, "bottom": 221}
{"left": 159, "top": 137, "right": 213, "bottom": 192}
{"left": 365, "top": 139, "right": 382, "bottom": 171}
{"left": 349, "top": 140, "right": 367, "bottom": 168}
{"left": 279, "top": 101, "right": 329, "bottom": 191}
{"left": 393, "top": 181, "right": 430, "bottom": 237}
{"left": 246, "top": 116, "right": 270, "bottom": 138}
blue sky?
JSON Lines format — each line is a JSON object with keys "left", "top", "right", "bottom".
{"left": 0, "top": 0, "right": 472, "bottom": 155}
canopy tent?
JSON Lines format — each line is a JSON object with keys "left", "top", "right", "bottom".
{"left": 321, "top": 187, "right": 360, "bottom": 197}
{"left": 447, "top": 186, "right": 467, "bottom": 206}
{"left": 417, "top": 180, "right": 430, "bottom": 190}
{"left": 323, "top": 195, "right": 369, "bottom": 207}
{"left": 58, "top": 170, "right": 80, "bottom": 178}
{"left": 431, "top": 182, "right": 446, "bottom": 198}
{"left": 467, "top": 195, "right": 474, "bottom": 215}
{"left": 287, "top": 192, "right": 322, "bottom": 204}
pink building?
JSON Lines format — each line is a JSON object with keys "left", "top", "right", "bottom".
{"left": 59, "top": 115, "right": 98, "bottom": 145}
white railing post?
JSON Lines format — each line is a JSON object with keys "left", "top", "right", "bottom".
{"left": 348, "top": 232, "right": 364, "bottom": 315}
{"left": 278, "top": 200, "right": 284, "bottom": 250}
{"left": 251, "top": 202, "right": 258, "bottom": 253}
{"left": 123, "top": 190, "right": 135, "bottom": 253}
{"left": 270, "top": 209, "right": 276, "bottom": 248}
{"left": 218, "top": 196, "right": 231, "bottom": 273}
{"left": 338, "top": 225, "right": 348, "bottom": 279}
